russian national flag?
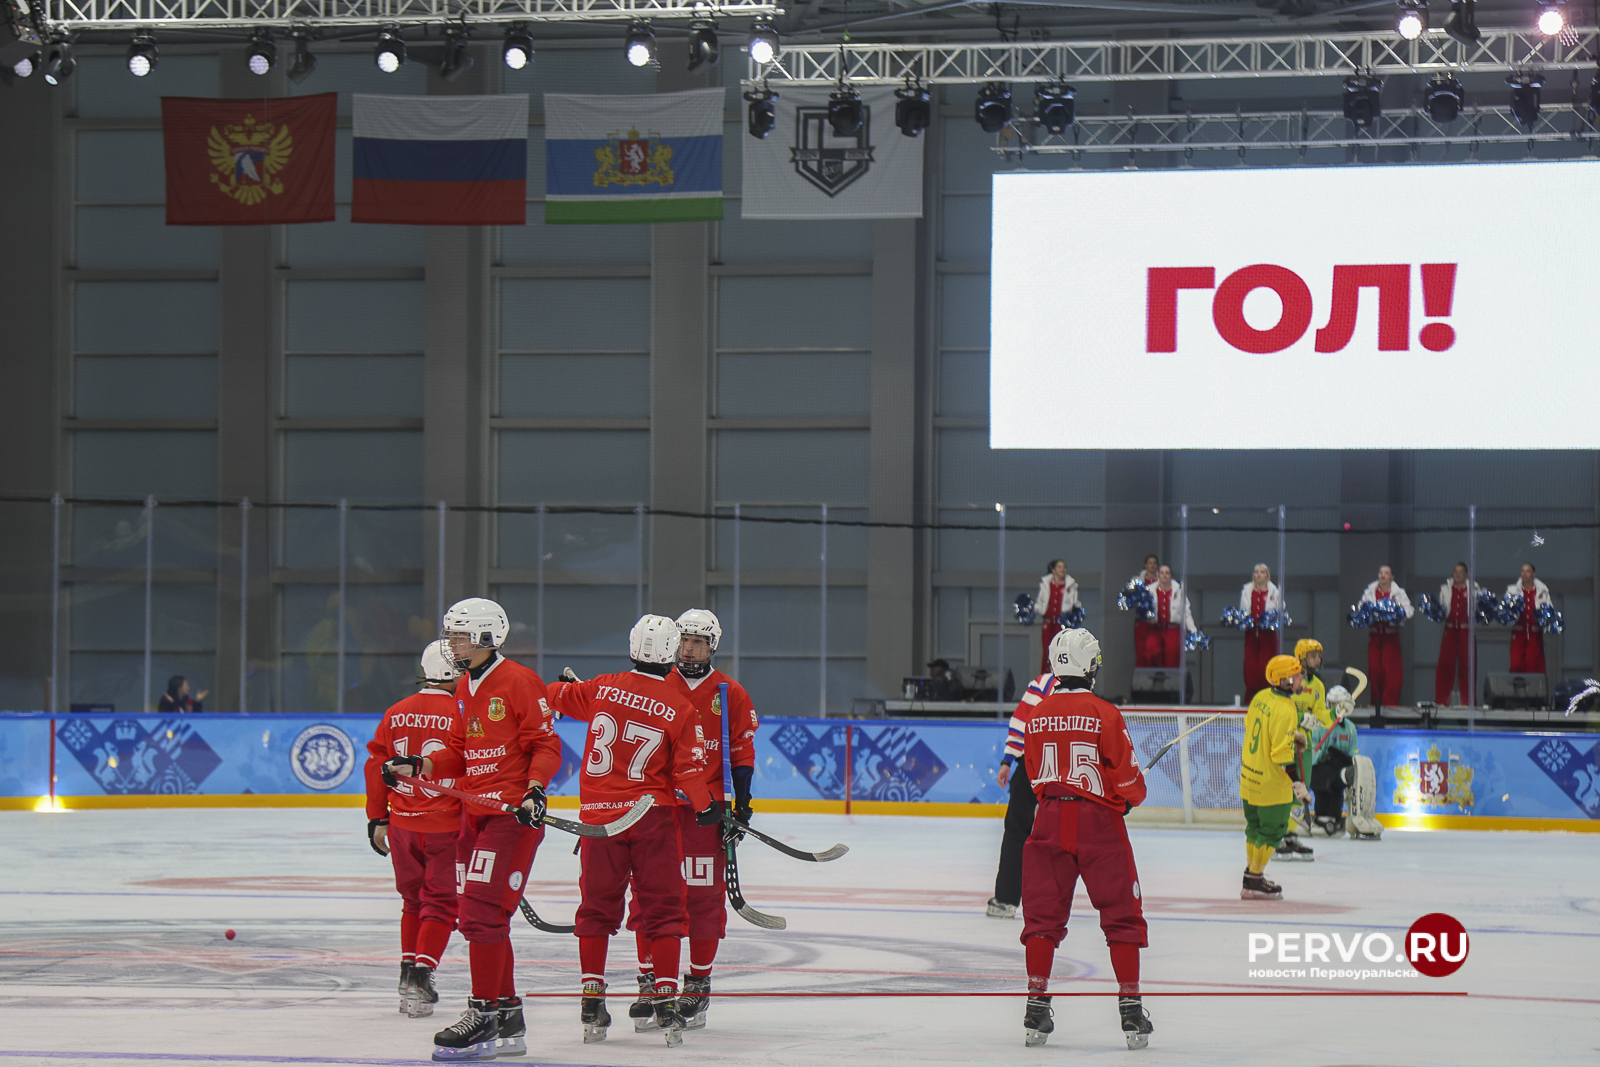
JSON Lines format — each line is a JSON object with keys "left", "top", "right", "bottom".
{"left": 351, "top": 94, "right": 528, "bottom": 226}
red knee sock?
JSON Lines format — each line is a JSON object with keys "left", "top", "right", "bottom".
{"left": 501, "top": 939, "right": 517, "bottom": 999}
{"left": 688, "top": 938, "right": 718, "bottom": 979}
{"left": 468, "top": 938, "right": 510, "bottom": 1001}
{"left": 400, "top": 910, "right": 421, "bottom": 962}
{"left": 650, "top": 936, "right": 682, "bottom": 990}
{"left": 1024, "top": 936, "right": 1055, "bottom": 994}
{"left": 1108, "top": 941, "right": 1141, "bottom": 997}
{"left": 415, "top": 919, "right": 453, "bottom": 971}
{"left": 635, "top": 929, "right": 654, "bottom": 975}
{"left": 579, "top": 935, "right": 609, "bottom": 985}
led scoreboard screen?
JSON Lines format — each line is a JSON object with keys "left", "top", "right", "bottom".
{"left": 988, "top": 161, "right": 1600, "bottom": 450}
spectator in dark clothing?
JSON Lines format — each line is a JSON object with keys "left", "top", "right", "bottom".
{"left": 157, "top": 675, "right": 208, "bottom": 713}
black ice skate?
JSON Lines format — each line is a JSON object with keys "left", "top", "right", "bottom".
{"left": 1119, "top": 996, "right": 1154, "bottom": 1050}
{"left": 679, "top": 975, "right": 711, "bottom": 1031}
{"left": 581, "top": 979, "right": 612, "bottom": 1044}
{"left": 496, "top": 995, "right": 527, "bottom": 1057}
{"left": 631, "top": 971, "right": 660, "bottom": 1032}
{"left": 1275, "top": 834, "right": 1315, "bottom": 861}
{"left": 398, "top": 960, "right": 415, "bottom": 1014}
{"left": 1022, "top": 994, "right": 1054, "bottom": 1048}
{"left": 431, "top": 998, "right": 500, "bottom": 1062}
{"left": 986, "top": 897, "right": 1018, "bottom": 919}
{"left": 1241, "top": 869, "right": 1283, "bottom": 900}
{"left": 652, "top": 983, "right": 686, "bottom": 1048}
{"left": 407, "top": 965, "right": 439, "bottom": 1019}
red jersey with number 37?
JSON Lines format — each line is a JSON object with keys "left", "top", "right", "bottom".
{"left": 363, "top": 690, "right": 462, "bottom": 833}
{"left": 1021, "top": 689, "right": 1147, "bottom": 813}
{"left": 547, "top": 671, "right": 713, "bottom": 824}
{"left": 668, "top": 668, "right": 758, "bottom": 801}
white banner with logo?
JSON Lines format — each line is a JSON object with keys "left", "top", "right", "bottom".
{"left": 990, "top": 160, "right": 1600, "bottom": 449}
{"left": 741, "top": 87, "right": 923, "bottom": 219}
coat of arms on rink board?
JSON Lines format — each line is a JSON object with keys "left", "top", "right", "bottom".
{"left": 289, "top": 723, "right": 356, "bottom": 791}
{"left": 1393, "top": 743, "right": 1475, "bottom": 812}
{"left": 770, "top": 723, "right": 947, "bottom": 802}
{"left": 1528, "top": 737, "right": 1600, "bottom": 818}
{"left": 789, "top": 107, "right": 874, "bottom": 197}
{"left": 58, "top": 717, "right": 222, "bottom": 795}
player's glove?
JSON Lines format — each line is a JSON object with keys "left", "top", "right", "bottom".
{"left": 696, "top": 799, "right": 724, "bottom": 827}
{"left": 1300, "top": 711, "right": 1320, "bottom": 732}
{"left": 725, "top": 765, "right": 755, "bottom": 843}
{"left": 381, "top": 755, "right": 422, "bottom": 787}
{"left": 515, "top": 785, "right": 547, "bottom": 828}
{"left": 367, "top": 817, "right": 390, "bottom": 856}
{"left": 561, "top": 667, "right": 583, "bottom": 684}
{"left": 1292, "top": 781, "right": 1311, "bottom": 803}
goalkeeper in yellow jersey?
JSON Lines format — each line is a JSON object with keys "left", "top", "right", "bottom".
{"left": 1239, "top": 655, "right": 1311, "bottom": 900}
{"left": 1276, "top": 638, "right": 1332, "bottom": 862}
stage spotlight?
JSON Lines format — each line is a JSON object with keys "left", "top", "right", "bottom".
{"left": 1396, "top": 0, "right": 1427, "bottom": 39}
{"left": 1425, "top": 72, "right": 1464, "bottom": 121}
{"left": 828, "top": 84, "right": 863, "bottom": 135}
{"left": 126, "top": 32, "right": 157, "bottom": 77}
{"left": 1443, "top": 0, "right": 1480, "bottom": 42}
{"left": 375, "top": 25, "right": 405, "bottom": 72}
{"left": 975, "top": 82, "right": 1012, "bottom": 133}
{"left": 1034, "top": 82, "right": 1076, "bottom": 135}
{"left": 1508, "top": 72, "right": 1542, "bottom": 127}
{"left": 286, "top": 31, "right": 316, "bottom": 84}
{"left": 625, "top": 21, "right": 655, "bottom": 67}
{"left": 247, "top": 29, "right": 275, "bottom": 75}
{"left": 1537, "top": 0, "right": 1564, "bottom": 35}
{"left": 745, "top": 86, "right": 777, "bottom": 138}
{"left": 747, "top": 19, "right": 779, "bottom": 65}
{"left": 687, "top": 17, "right": 718, "bottom": 70}
{"left": 895, "top": 82, "right": 931, "bottom": 137}
{"left": 40, "top": 40, "right": 72, "bottom": 85}
{"left": 439, "top": 27, "right": 472, "bottom": 82}
{"left": 1342, "top": 73, "right": 1382, "bottom": 128}
{"left": 503, "top": 25, "right": 532, "bottom": 70}
{"left": 12, "top": 52, "right": 34, "bottom": 77}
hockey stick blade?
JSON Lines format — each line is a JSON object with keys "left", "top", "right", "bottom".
{"left": 1145, "top": 711, "right": 1226, "bottom": 771}
{"left": 724, "top": 842, "right": 786, "bottom": 930}
{"left": 733, "top": 819, "right": 848, "bottom": 863}
{"left": 518, "top": 897, "right": 575, "bottom": 934}
{"left": 389, "top": 779, "right": 654, "bottom": 838}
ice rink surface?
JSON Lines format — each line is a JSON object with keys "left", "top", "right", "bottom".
{"left": 2, "top": 808, "right": 1596, "bottom": 1067}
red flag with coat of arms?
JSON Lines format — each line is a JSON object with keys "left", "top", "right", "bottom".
{"left": 161, "top": 94, "right": 336, "bottom": 225}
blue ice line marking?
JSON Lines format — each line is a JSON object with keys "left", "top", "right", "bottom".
{"left": 0, "top": 1055, "right": 631, "bottom": 1067}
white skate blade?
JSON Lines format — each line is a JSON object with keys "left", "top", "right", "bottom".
{"left": 398, "top": 993, "right": 411, "bottom": 1015}
{"left": 1125, "top": 1032, "right": 1150, "bottom": 1050}
{"left": 634, "top": 1015, "right": 663, "bottom": 1032}
{"left": 1240, "top": 887, "right": 1283, "bottom": 900}
{"left": 496, "top": 1036, "right": 526, "bottom": 1057}
{"left": 583, "top": 1023, "right": 609, "bottom": 1044}
{"left": 407, "top": 999, "right": 434, "bottom": 1019}
{"left": 1024, "top": 1029, "right": 1049, "bottom": 1048}
{"left": 1273, "top": 852, "right": 1315, "bottom": 862}
{"left": 431, "top": 1039, "right": 496, "bottom": 1062}
{"left": 664, "top": 1025, "right": 684, "bottom": 1048}
{"left": 681, "top": 1010, "right": 707, "bottom": 1031}
{"left": 986, "top": 903, "right": 1018, "bottom": 919}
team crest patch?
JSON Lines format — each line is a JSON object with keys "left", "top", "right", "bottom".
{"left": 467, "top": 716, "right": 485, "bottom": 739}
{"left": 710, "top": 693, "right": 723, "bottom": 717}
{"left": 487, "top": 697, "right": 507, "bottom": 722}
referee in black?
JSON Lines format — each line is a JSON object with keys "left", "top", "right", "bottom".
{"left": 986, "top": 676, "right": 1050, "bottom": 917}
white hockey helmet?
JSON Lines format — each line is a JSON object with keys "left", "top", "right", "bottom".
{"left": 419, "top": 639, "right": 461, "bottom": 686}
{"left": 441, "top": 597, "right": 509, "bottom": 667}
{"left": 629, "top": 614, "right": 681, "bottom": 666}
{"left": 674, "top": 608, "right": 722, "bottom": 653}
{"left": 1048, "top": 628, "right": 1103, "bottom": 680}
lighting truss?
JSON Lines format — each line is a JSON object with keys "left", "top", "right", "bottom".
{"left": 990, "top": 105, "right": 1600, "bottom": 155}
{"left": 748, "top": 28, "right": 1600, "bottom": 86}
{"left": 39, "top": 0, "right": 779, "bottom": 34}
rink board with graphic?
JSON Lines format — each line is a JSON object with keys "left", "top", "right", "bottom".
{"left": 0, "top": 712, "right": 1595, "bottom": 824}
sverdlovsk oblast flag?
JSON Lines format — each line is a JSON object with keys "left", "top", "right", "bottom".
{"left": 351, "top": 94, "right": 528, "bottom": 225}
{"left": 544, "top": 88, "right": 723, "bottom": 224}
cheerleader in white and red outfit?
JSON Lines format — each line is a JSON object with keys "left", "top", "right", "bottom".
{"left": 1240, "top": 564, "right": 1284, "bottom": 697}
{"left": 1361, "top": 566, "right": 1413, "bottom": 708}
{"left": 1131, "top": 555, "right": 1161, "bottom": 669}
{"left": 1035, "top": 560, "right": 1081, "bottom": 674}
{"left": 1144, "top": 566, "right": 1198, "bottom": 669}
{"left": 1434, "top": 562, "right": 1480, "bottom": 705}
{"left": 1506, "top": 563, "right": 1552, "bottom": 675}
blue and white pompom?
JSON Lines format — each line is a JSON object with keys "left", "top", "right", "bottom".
{"left": 1347, "top": 602, "right": 1374, "bottom": 628}
{"left": 1057, "top": 606, "right": 1085, "bottom": 629}
{"left": 1256, "top": 609, "right": 1291, "bottom": 631}
{"left": 1493, "top": 595, "right": 1524, "bottom": 626}
{"left": 1476, "top": 588, "right": 1502, "bottom": 626}
{"left": 1369, "top": 597, "right": 1408, "bottom": 625}
{"left": 1014, "top": 593, "right": 1037, "bottom": 626}
{"left": 1417, "top": 593, "right": 1447, "bottom": 624}
{"left": 1219, "top": 606, "right": 1251, "bottom": 631}
{"left": 1117, "top": 578, "right": 1155, "bottom": 620}
{"left": 1185, "top": 630, "right": 1211, "bottom": 652}
{"left": 1537, "top": 604, "right": 1565, "bottom": 634}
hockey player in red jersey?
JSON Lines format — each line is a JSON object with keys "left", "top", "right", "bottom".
{"left": 364, "top": 639, "right": 463, "bottom": 1019}
{"left": 545, "top": 614, "right": 717, "bottom": 1048}
{"left": 383, "top": 597, "right": 561, "bottom": 1063}
{"left": 1018, "top": 628, "right": 1153, "bottom": 1051}
{"left": 623, "top": 608, "right": 759, "bottom": 1033}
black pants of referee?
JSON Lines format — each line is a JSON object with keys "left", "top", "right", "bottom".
{"left": 992, "top": 763, "right": 1037, "bottom": 906}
